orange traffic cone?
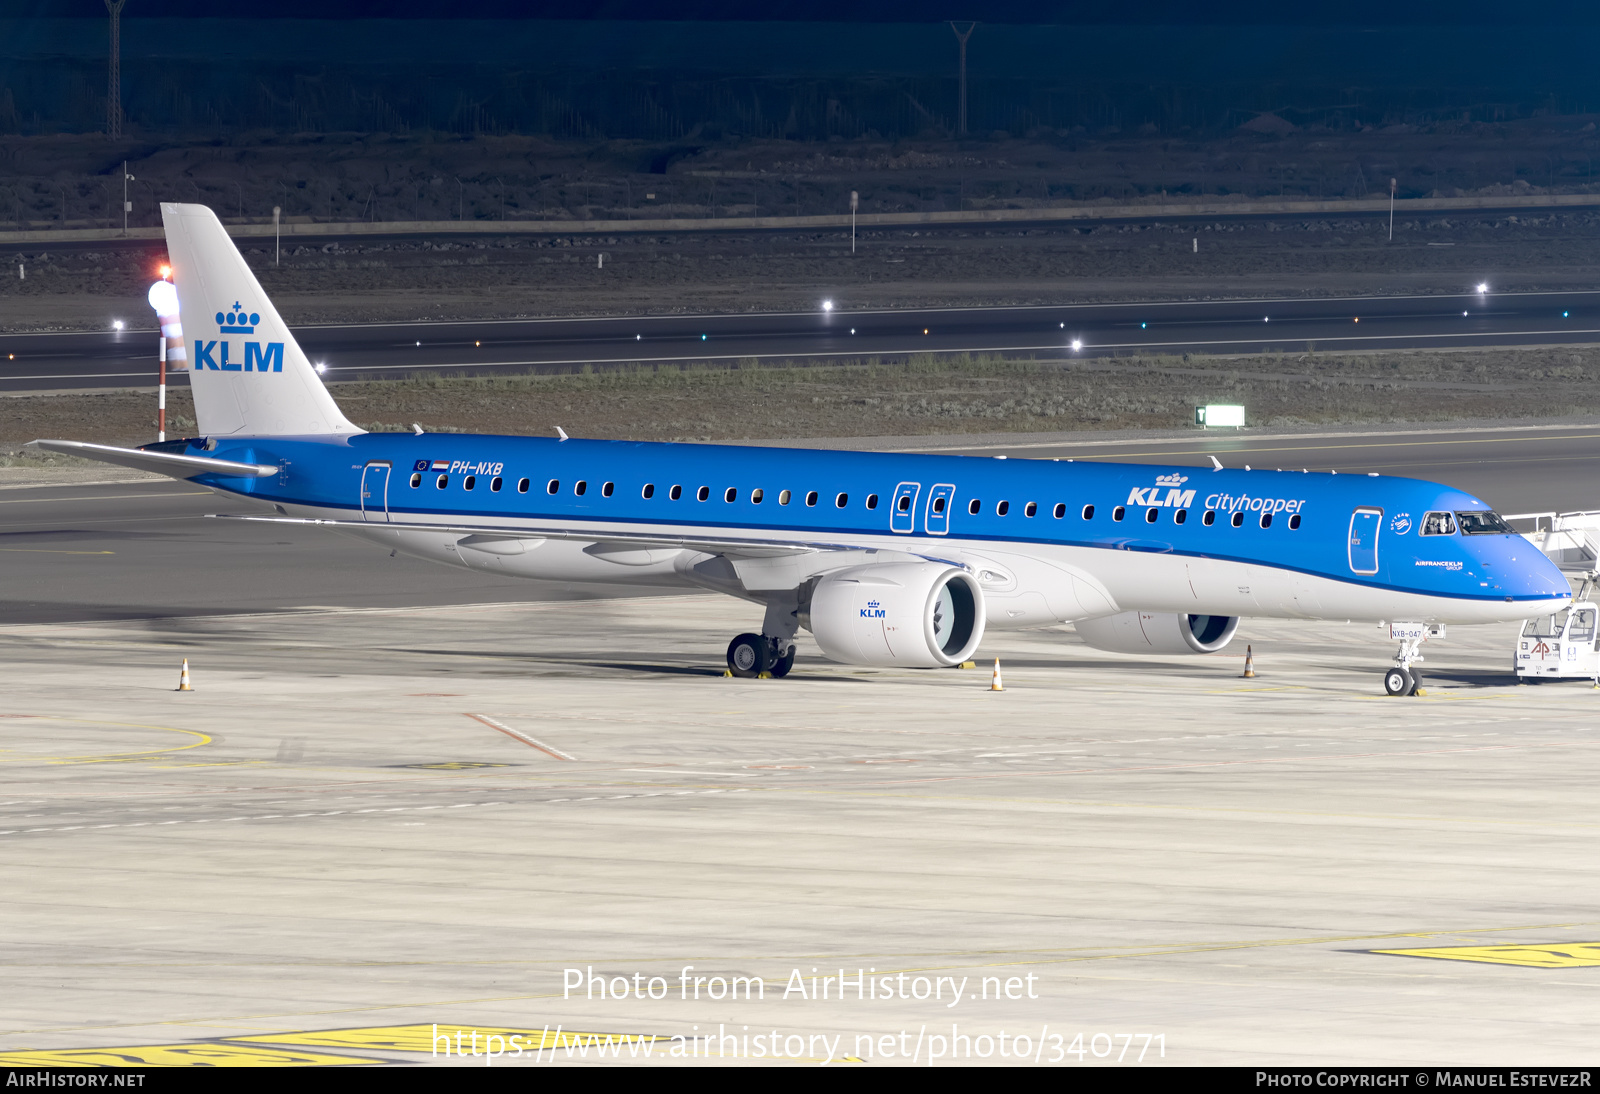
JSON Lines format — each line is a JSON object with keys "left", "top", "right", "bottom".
{"left": 177, "top": 658, "right": 193, "bottom": 692}
{"left": 1241, "top": 645, "right": 1255, "bottom": 678}
{"left": 990, "top": 658, "right": 1005, "bottom": 691}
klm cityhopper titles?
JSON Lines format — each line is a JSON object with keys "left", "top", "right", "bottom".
{"left": 29, "top": 204, "right": 1570, "bottom": 696}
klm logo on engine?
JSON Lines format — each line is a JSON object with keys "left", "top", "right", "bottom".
{"left": 860, "top": 599, "right": 886, "bottom": 619}
{"left": 193, "top": 301, "right": 282, "bottom": 372}
{"left": 1126, "top": 473, "right": 1195, "bottom": 508}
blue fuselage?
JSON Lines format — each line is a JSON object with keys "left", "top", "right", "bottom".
{"left": 189, "top": 432, "right": 1568, "bottom": 616}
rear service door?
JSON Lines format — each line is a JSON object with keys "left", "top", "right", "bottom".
{"left": 361, "top": 461, "right": 392, "bottom": 522}
{"left": 1348, "top": 507, "right": 1382, "bottom": 574}
{"left": 925, "top": 483, "right": 957, "bottom": 535}
{"left": 891, "top": 481, "right": 920, "bottom": 534}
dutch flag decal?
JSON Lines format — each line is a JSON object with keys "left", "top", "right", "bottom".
{"left": 431, "top": 460, "right": 450, "bottom": 471}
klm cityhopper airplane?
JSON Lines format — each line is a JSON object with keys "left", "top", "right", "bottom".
{"left": 31, "top": 204, "right": 1571, "bottom": 695}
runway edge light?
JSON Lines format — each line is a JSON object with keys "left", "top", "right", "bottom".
{"left": 1197, "top": 404, "right": 1246, "bottom": 429}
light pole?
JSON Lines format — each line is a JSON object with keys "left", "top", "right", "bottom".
{"left": 949, "top": 21, "right": 977, "bottom": 136}
{"left": 273, "top": 205, "right": 281, "bottom": 265}
{"left": 104, "top": 0, "right": 126, "bottom": 139}
{"left": 122, "top": 161, "right": 133, "bottom": 235}
{"left": 455, "top": 176, "right": 463, "bottom": 221}
{"left": 850, "top": 190, "right": 858, "bottom": 253}
{"left": 1389, "top": 177, "right": 1397, "bottom": 241}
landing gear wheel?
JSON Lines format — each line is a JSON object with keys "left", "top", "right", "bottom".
{"left": 768, "top": 643, "right": 796, "bottom": 678}
{"left": 1407, "top": 671, "right": 1422, "bottom": 696}
{"left": 727, "top": 633, "right": 770, "bottom": 678}
{"left": 1383, "top": 667, "right": 1414, "bottom": 696}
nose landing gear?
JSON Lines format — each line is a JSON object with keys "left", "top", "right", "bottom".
{"left": 1381, "top": 622, "right": 1436, "bottom": 696}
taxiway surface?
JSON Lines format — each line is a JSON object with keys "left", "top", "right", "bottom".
{"left": 0, "top": 594, "right": 1594, "bottom": 1067}
{"left": 6, "top": 290, "right": 1600, "bottom": 393}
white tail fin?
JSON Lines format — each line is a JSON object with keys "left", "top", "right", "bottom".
{"left": 160, "top": 203, "right": 359, "bottom": 437}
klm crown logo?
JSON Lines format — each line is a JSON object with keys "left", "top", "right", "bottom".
{"left": 1154, "top": 473, "right": 1189, "bottom": 487}
{"left": 193, "top": 297, "right": 283, "bottom": 373}
{"left": 217, "top": 301, "right": 260, "bottom": 334}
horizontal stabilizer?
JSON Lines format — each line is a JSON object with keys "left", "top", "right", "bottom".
{"left": 27, "top": 439, "right": 279, "bottom": 480}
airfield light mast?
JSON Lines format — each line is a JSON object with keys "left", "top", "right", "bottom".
{"left": 105, "top": 0, "right": 127, "bottom": 140}
{"left": 949, "top": 21, "right": 977, "bottom": 136}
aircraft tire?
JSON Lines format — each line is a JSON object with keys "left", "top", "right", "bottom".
{"left": 728, "top": 633, "right": 770, "bottom": 678}
{"left": 1383, "top": 667, "right": 1413, "bottom": 696}
{"left": 1407, "top": 671, "right": 1422, "bottom": 696}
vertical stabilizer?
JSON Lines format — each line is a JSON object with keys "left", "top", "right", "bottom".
{"left": 160, "top": 203, "right": 359, "bottom": 437}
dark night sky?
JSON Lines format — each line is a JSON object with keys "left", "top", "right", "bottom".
{"left": 0, "top": 0, "right": 1594, "bottom": 23}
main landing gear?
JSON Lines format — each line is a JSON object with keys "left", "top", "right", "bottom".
{"left": 725, "top": 598, "right": 801, "bottom": 679}
{"left": 726, "top": 633, "right": 796, "bottom": 678}
{"left": 1381, "top": 623, "right": 1435, "bottom": 696}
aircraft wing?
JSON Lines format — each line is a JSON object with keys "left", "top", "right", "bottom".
{"left": 210, "top": 513, "right": 843, "bottom": 560}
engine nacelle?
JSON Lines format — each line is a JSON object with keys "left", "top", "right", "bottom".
{"left": 1075, "top": 612, "right": 1239, "bottom": 655}
{"left": 807, "top": 562, "right": 985, "bottom": 668}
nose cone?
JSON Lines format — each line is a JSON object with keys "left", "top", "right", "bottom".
{"left": 1489, "top": 535, "right": 1571, "bottom": 606}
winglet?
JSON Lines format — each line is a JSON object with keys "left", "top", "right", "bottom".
{"left": 556, "top": 426, "right": 569, "bottom": 441}
{"left": 1209, "top": 455, "right": 1223, "bottom": 470}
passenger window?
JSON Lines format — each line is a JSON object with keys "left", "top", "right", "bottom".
{"left": 669, "top": 485, "right": 682, "bottom": 500}
{"left": 835, "top": 492, "right": 848, "bottom": 507}
{"left": 436, "top": 474, "right": 448, "bottom": 489}
{"left": 464, "top": 475, "right": 476, "bottom": 491}
{"left": 642, "top": 483, "right": 655, "bottom": 499}
{"left": 969, "top": 499, "right": 981, "bottom": 515}
{"left": 490, "top": 476, "right": 502, "bottom": 492}
{"left": 1024, "top": 502, "right": 1037, "bottom": 517}
{"left": 1421, "top": 511, "right": 1457, "bottom": 536}
{"left": 697, "top": 486, "right": 710, "bottom": 501}
{"left": 1053, "top": 503, "right": 1066, "bottom": 518}
{"left": 547, "top": 479, "right": 560, "bottom": 494}
{"left": 751, "top": 488, "right": 764, "bottom": 504}
{"left": 574, "top": 480, "right": 587, "bottom": 496}
{"left": 410, "top": 473, "right": 421, "bottom": 488}
{"left": 1174, "top": 509, "right": 1187, "bottom": 525}
{"left": 517, "top": 478, "right": 530, "bottom": 493}
{"left": 1260, "top": 513, "right": 1273, "bottom": 528}
{"left": 806, "top": 491, "right": 819, "bottom": 506}
{"left": 897, "top": 494, "right": 912, "bottom": 512}
{"left": 601, "top": 481, "right": 614, "bottom": 497}
{"left": 1081, "top": 504, "right": 1094, "bottom": 520}
{"left": 1112, "top": 506, "right": 1125, "bottom": 521}
{"left": 725, "top": 487, "right": 738, "bottom": 503}
{"left": 1288, "top": 513, "right": 1301, "bottom": 529}
{"left": 1145, "top": 507, "right": 1158, "bottom": 523}
{"left": 1231, "top": 512, "right": 1244, "bottom": 527}
{"left": 865, "top": 494, "right": 877, "bottom": 509}
{"left": 932, "top": 496, "right": 946, "bottom": 514}
{"left": 997, "top": 500, "right": 1010, "bottom": 516}
{"left": 779, "top": 490, "right": 791, "bottom": 505}
{"left": 1203, "top": 510, "right": 1216, "bottom": 526}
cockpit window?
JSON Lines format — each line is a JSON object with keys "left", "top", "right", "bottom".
{"left": 1455, "top": 510, "right": 1513, "bottom": 535}
{"left": 1420, "top": 511, "right": 1457, "bottom": 536}
{"left": 1522, "top": 610, "right": 1570, "bottom": 638}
